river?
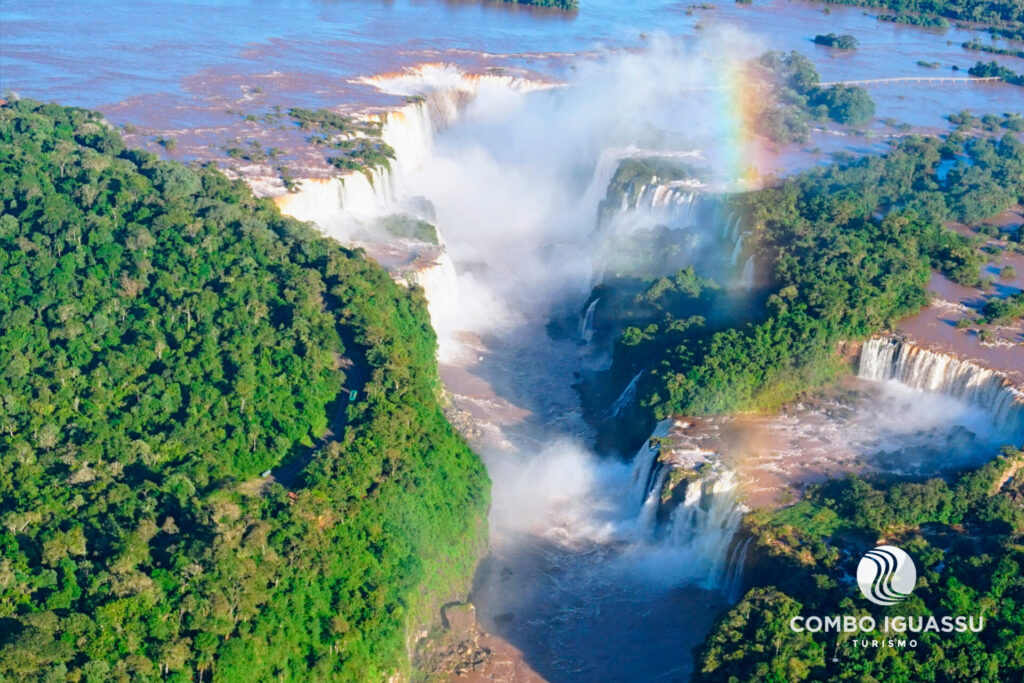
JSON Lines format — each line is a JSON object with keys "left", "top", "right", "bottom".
{"left": 3, "top": 1, "right": 1023, "bottom": 680}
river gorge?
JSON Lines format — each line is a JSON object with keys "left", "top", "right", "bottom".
{"left": 258, "top": 56, "right": 1021, "bottom": 679}
{"left": 4, "top": 0, "right": 1023, "bottom": 680}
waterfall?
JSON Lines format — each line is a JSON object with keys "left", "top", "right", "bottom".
{"left": 582, "top": 148, "right": 703, "bottom": 225}
{"left": 730, "top": 231, "right": 745, "bottom": 265}
{"left": 624, "top": 421, "right": 747, "bottom": 597}
{"left": 621, "top": 180, "right": 703, "bottom": 228}
{"left": 637, "top": 464, "right": 669, "bottom": 536}
{"left": 338, "top": 171, "right": 384, "bottom": 217}
{"left": 269, "top": 67, "right": 557, "bottom": 334}
{"left": 275, "top": 66, "right": 553, "bottom": 222}
{"left": 665, "top": 469, "right": 746, "bottom": 591}
{"left": 272, "top": 177, "right": 344, "bottom": 226}
{"left": 403, "top": 249, "right": 459, "bottom": 326}
{"left": 628, "top": 420, "right": 671, "bottom": 508}
{"left": 379, "top": 100, "right": 438, "bottom": 185}
{"left": 578, "top": 298, "right": 599, "bottom": 343}
{"left": 723, "top": 537, "right": 752, "bottom": 602}
{"left": 611, "top": 370, "right": 643, "bottom": 417}
{"left": 729, "top": 214, "right": 742, "bottom": 243}
{"left": 581, "top": 147, "right": 639, "bottom": 217}
{"left": 858, "top": 336, "right": 1024, "bottom": 436}
{"left": 739, "top": 255, "right": 755, "bottom": 290}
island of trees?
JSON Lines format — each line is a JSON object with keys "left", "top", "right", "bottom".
{"left": 962, "top": 39, "right": 1024, "bottom": 60}
{"left": 813, "top": 33, "right": 859, "bottom": 48}
{"left": 969, "top": 60, "right": 1024, "bottom": 86}
{"left": 752, "top": 51, "right": 876, "bottom": 143}
{"left": 0, "top": 100, "right": 489, "bottom": 681}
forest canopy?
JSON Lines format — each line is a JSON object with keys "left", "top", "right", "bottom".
{"left": 0, "top": 100, "right": 489, "bottom": 681}
{"left": 821, "top": 0, "right": 1024, "bottom": 39}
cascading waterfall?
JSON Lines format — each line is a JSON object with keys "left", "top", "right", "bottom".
{"left": 859, "top": 336, "right": 1024, "bottom": 436}
{"left": 729, "top": 214, "right": 742, "bottom": 244}
{"left": 629, "top": 420, "right": 671, "bottom": 507}
{"left": 273, "top": 68, "right": 555, "bottom": 330}
{"left": 625, "top": 420, "right": 747, "bottom": 596}
{"left": 278, "top": 66, "right": 553, "bottom": 221}
{"left": 579, "top": 298, "right": 600, "bottom": 343}
{"left": 403, "top": 250, "right": 459, "bottom": 325}
{"left": 611, "top": 370, "right": 644, "bottom": 417}
{"left": 637, "top": 464, "right": 670, "bottom": 536}
{"left": 739, "top": 254, "right": 755, "bottom": 290}
{"left": 581, "top": 147, "right": 640, "bottom": 216}
{"left": 730, "top": 231, "right": 745, "bottom": 265}
{"left": 666, "top": 469, "right": 745, "bottom": 590}
{"left": 581, "top": 147, "right": 703, "bottom": 220}
{"left": 723, "top": 537, "right": 752, "bottom": 602}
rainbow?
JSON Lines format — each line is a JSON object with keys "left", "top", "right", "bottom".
{"left": 710, "top": 57, "right": 772, "bottom": 188}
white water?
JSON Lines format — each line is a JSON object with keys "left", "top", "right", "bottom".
{"left": 859, "top": 336, "right": 1024, "bottom": 436}
{"left": 611, "top": 370, "right": 643, "bottom": 417}
{"left": 271, "top": 67, "right": 555, "bottom": 333}
{"left": 665, "top": 469, "right": 745, "bottom": 589}
{"left": 739, "top": 254, "right": 756, "bottom": 290}
{"left": 628, "top": 420, "right": 671, "bottom": 508}
{"left": 623, "top": 423, "right": 747, "bottom": 590}
{"left": 578, "top": 297, "right": 599, "bottom": 343}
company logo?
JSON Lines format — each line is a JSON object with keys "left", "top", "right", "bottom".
{"left": 789, "top": 544, "right": 983, "bottom": 650}
{"left": 856, "top": 545, "right": 916, "bottom": 606}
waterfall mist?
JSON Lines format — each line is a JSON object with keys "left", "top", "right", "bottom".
{"left": 408, "top": 34, "right": 766, "bottom": 359}
{"left": 271, "top": 35, "right": 1022, "bottom": 679}
{"left": 386, "top": 38, "right": 776, "bottom": 682}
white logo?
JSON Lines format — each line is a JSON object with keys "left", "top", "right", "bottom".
{"left": 857, "top": 545, "right": 916, "bottom": 606}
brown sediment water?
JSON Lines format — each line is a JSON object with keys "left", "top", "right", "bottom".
{"left": 6, "top": 0, "right": 1024, "bottom": 190}
{"left": 668, "top": 371, "right": 1021, "bottom": 510}
{"left": 897, "top": 211, "right": 1024, "bottom": 383}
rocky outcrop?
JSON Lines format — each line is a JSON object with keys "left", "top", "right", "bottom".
{"left": 414, "top": 602, "right": 545, "bottom": 682}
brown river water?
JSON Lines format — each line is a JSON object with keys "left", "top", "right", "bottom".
{"left": 3, "top": 1, "right": 1023, "bottom": 680}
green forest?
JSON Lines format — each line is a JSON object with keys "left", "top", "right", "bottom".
{"left": 604, "top": 131, "right": 1024, "bottom": 422}
{"left": 820, "top": 0, "right": 1024, "bottom": 39}
{"left": 696, "top": 447, "right": 1024, "bottom": 682}
{"left": 0, "top": 100, "right": 489, "bottom": 681}
{"left": 752, "top": 52, "right": 876, "bottom": 143}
